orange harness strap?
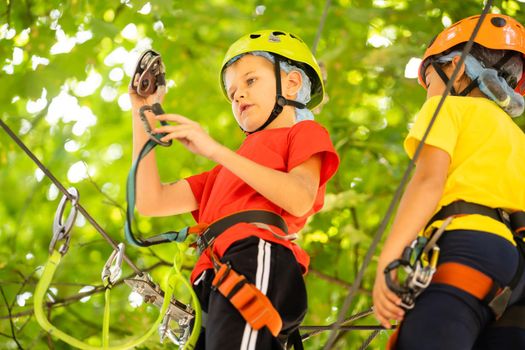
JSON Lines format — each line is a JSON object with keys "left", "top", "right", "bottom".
{"left": 431, "top": 262, "right": 498, "bottom": 300}
{"left": 386, "top": 327, "right": 400, "bottom": 350}
{"left": 387, "top": 262, "right": 499, "bottom": 350}
{"left": 211, "top": 261, "right": 283, "bottom": 337}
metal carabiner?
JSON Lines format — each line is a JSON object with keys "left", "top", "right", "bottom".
{"left": 101, "top": 243, "right": 125, "bottom": 287}
{"left": 138, "top": 103, "right": 172, "bottom": 147}
{"left": 159, "top": 310, "right": 185, "bottom": 345}
{"left": 50, "top": 187, "right": 79, "bottom": 255}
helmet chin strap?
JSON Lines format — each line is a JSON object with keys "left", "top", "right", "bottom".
{"left": 243, "top": 54, "right": 306, "bottom": 134}
{"left": 430, "top": 52, "right": 515, "bottom": 97}
{"left": 431, "top": 61, "right": 478, "bottom": 96}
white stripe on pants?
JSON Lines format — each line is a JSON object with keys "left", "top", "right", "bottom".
{"left": 240, "top": 239, "right": 272, "bottom": 350}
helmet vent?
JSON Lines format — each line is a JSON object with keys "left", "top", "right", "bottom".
{"left": 250, "top": 34, "right": 261, "bottom": 39}
{"left": 491, "top": 17, "right": 507, "bottom": 28}
{"left": 272, "top": 31, "right": 286, "bottom": 36}
{"left": 289, "top": 33, "right": 303, "bottom": 42}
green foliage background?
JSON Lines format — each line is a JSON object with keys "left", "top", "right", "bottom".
{"left": 1, "top": 0, "right": 524, "bottom": 349}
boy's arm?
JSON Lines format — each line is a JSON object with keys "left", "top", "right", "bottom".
{"left": 153, "top": 114, "right": 322, "bottom": 217}
{"left": 129, "top": 88, "right": 198, "bottom": 217}
{"left": 213, "top": 145, "right": 322, "bottom": 217}
{"left": 372, "top": 144, "right": 450, "bottom": 328}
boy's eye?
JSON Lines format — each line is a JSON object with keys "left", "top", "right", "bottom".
{"left": 247, "top": 77, "right": 255, "bottom": 85}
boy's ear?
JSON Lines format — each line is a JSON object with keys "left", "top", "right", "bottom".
{"left": 283, "top": 70, "right": 303, "bottom": 98}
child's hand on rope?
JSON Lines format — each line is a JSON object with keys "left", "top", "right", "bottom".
{"left": 372, "top": 264, "right": 404, "bottom": 329}
{"left": 153, "top": 114, "right": 222, "bottom": 160}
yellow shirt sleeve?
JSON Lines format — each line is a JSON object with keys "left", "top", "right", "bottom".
{"left": 404, "top": 96, "right": 461, "bottom": 159}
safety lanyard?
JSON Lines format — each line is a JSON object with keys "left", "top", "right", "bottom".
{"left": 34, "top": 247, "right": 201, "bottom": 349}
{"left": 34, "top": 249, "right": 172, "bottom": 349}
{"left": 124, "top": 128, "right": 190, "bottom": 247}
{"left": 33, "top": 189, "right": 201, "bottom": 349}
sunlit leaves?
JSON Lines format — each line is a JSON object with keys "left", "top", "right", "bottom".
{"left": 1, "top": 1, "right": 525, "bottom": 349}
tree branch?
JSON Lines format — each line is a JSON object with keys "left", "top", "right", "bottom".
{"left": 0, "top": 286, "right": 24, "bottom": 349}
{"left": 309, "top": 268, "right": 371, "bottom": 296}
{"left": 85, "top": 169, "right": 127, "bottom": 214}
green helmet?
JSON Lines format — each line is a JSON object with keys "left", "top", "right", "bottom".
{"left": 220, "top": 29, "right": 324, "bottom": 109}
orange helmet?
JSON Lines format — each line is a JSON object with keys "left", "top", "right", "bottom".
{"left": 418, "top": 14, "right": 525, "bottom": 95}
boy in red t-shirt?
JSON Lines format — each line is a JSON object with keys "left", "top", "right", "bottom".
{"left": 129, "top": 30, "right": 339, "bottom": 349}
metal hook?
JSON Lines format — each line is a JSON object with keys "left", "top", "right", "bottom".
{"left": 50, "top": 187, "right": 79, "bottom": 255}
{"left": 101, "top": 243, "right": 125, "bottom": 286}
{"left": 138, "top": 103, "right": 172, "bottom": 147}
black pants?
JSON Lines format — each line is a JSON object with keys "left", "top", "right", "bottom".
{"left": 193, "top": 236, "right": 307, "bottom": 350}
{"left": 396, "top": 230, "right": 525, "bottom": 350}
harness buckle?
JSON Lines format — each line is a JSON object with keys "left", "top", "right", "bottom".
{"left": 50, "top": 187, "right": 79, "bottom": 255}
{"left": 196, "top": 228, "right": 215, "bottom": 255}
{"left": 488, "top": 286, "right": 513, "bottom": 319}
{"left": 210, "top": 261, "right": 231, "bottom": 291}
{"left": 497, "top": 208, "right": 511, "bottom": 226}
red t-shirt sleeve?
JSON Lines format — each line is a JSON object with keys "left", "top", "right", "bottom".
{"left": 287, "top": 120, "right": 340, "bottom": 186}
{"left": 185, "top": 170, "right": 211, "bottom": 222}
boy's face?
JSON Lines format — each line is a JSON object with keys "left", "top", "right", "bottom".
{"left": 224, "top": 54, "right": 278, "bottom": 132}
{"left": 424, "top": 64, "right": 448, "bottom": 100}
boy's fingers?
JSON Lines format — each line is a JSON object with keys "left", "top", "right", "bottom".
{"left": 155, "top": 114, "right": 196, "bottom": 124}
{"left": 153, "top": 124, "right": 195, "bottom": 134}
{"left": 376, "top": 298, "right": 396, "bottom": 321}
{"left": 381, "top": 287, "right": 404, "bottom": 318}
{"left": 384, "top": 288, "right": 402, "bottom": 307}
{"left": 373, "top": 305, "right": 392, "bottom": 329}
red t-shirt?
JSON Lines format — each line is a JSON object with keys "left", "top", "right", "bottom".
{"left": 185, "top": 120, "right": 340, "bottom": 283}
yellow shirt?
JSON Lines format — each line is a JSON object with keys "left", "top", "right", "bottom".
{"left": 404, "top": 96, "right": 525, "bottom": 243}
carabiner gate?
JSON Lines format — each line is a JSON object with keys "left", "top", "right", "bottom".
{"left": 101, "top": 243, "right": 125, "bottom": 287}
{"left": 50, "top": 187, "right": 79, "bottom": 255}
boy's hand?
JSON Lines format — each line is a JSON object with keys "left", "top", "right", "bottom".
{"left": 372, "top": 266, "right": 404, "bottom": 329}
{"left": 153, "top": 114, "right": 222, "bottom": 160}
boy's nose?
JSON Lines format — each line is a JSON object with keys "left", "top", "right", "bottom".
{"left": 234, "top": 89, "right": 246, "bottom": 102}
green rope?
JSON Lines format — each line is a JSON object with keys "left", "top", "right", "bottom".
{"left": 34, "top": 250, "right": 176, "bottom": 349}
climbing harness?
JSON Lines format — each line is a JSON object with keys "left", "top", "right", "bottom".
{"left": 385, "top": 201, "right": 525, "bottom": 350}
{"left": 383, "top": 217, "right": 452, "bottom": 309}
{"left": 322, "top": 1, "right": 494, "bottom": 348}
{"left": 424, "top": 201, "right": 525, "bottom": 319}
{"left": 193, "top": 210, "right": 289, "bottom": 253}
{"left": 211, "top": 256, "right": 283, "bottom": 336}
{"left": 175, "top": 210, "right": 289, "bottom": 337}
